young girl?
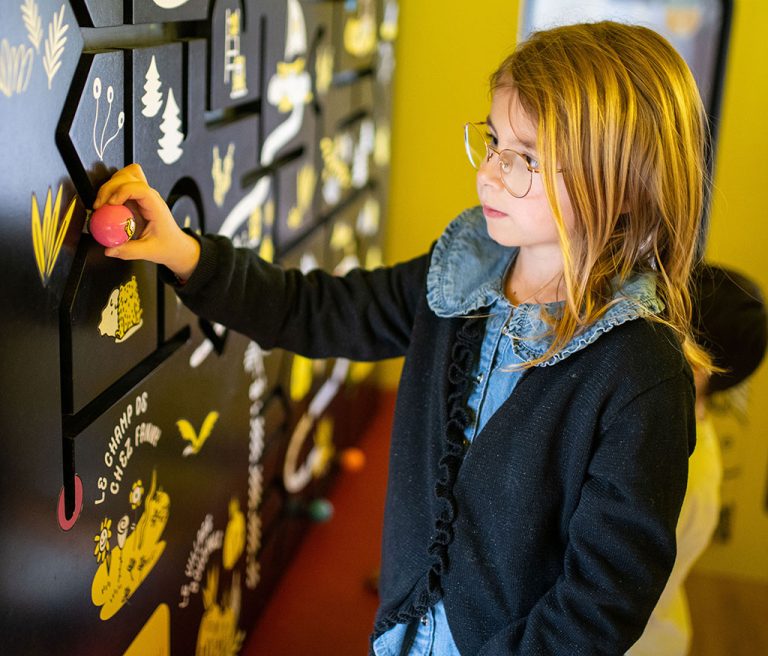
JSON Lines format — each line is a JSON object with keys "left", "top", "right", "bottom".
{"left": 95, "top": 21, "right": 710, "bottom": 656}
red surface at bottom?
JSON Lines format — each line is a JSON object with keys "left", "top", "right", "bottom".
{"left": 243, "top": 390, "right": 395, "bottom": 656}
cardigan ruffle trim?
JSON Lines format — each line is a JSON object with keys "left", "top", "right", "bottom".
{"left": 372, "top": 315, "right": 485, "bottom": 638}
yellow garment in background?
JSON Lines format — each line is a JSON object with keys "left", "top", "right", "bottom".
{"left": 627, "top": 415, "right": 722, "bottom": 656}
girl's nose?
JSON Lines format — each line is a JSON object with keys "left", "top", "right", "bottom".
{"left": 476, "top": 154, "right": 503, "bottom": 189}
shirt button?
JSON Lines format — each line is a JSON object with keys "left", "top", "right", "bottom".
{"left": 475, "top": 372, "right": 484, "bottom": 384}
{"left": 420, "top": 614, "right": 429, "bottom": 626}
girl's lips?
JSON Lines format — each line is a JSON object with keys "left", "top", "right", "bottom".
{"left": 482, "top": 204, "right": 508, "bottom": 219}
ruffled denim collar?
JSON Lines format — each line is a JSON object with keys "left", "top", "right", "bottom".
{"left": 426, "top": 205, "right": 663, "bottom": 366}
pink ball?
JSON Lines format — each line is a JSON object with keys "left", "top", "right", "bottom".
{"left": 89, "top": 204, "right": 136, "bottom": 247}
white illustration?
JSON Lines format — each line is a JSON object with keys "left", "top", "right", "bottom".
{"left": 22, "top": 0, "right": 43, "bottom": 53}
{"left": 285, "top": 0, "right": 307, "bottom": 61}
{"left": 352, "top": 119, "right": 375, "bottom": 188}
{"left": 1, "top": 0, "right": 70, "bottom": 98}
{"left": 283, "top": 357, "right": 351, "bottom": 493}
{"left": 157, "top": 87, "right": 183, "bottom": 164}
{"left": 243, "top": 342, "right": 267, "bottom": 589}
{"left": 152, "top": 0, "right": 191, "bottom": 8}
{"left": 141, "top": 55, "right": 163, "bottom": 117}
{"left": 212, "top": 143, "right": 235, "bottom": 207}
{"left": 191, "top": 0, "right": 314, "bottom": 368}
{"left": 299, "top": 252, "right": 320, "bottom": 273}
{"left": 377, "top": 40, "right": 395, "bottom": 84}
{"left": 0, "top": 40, "right": 34, "bottom": 97}
{"left": 43, "top": 4, "right": 68, "bottom": 89}
{"left": 356, "top": 197, "right": 380, "bottom": 237}
{"left": 224, "top": 8, "right": 248, "bottom": 99}
{"left": 92, "top": 77, "right": 125, "bottom": 160}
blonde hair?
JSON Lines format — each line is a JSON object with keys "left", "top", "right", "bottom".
{"left": 492, "top": 21, "right": 712, "bottom": 371}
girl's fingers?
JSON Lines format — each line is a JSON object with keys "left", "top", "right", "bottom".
{"left": 105, "top": 235, "right": 157, "bottom": 262}
{"left": 93, "top": 164, "right": 148, "bottom": 208}
{"left": 103, "top": 183, "right": 167, "bottom": 221}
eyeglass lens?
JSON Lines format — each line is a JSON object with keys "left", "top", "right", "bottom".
{"left": 464, "top": 123, "right": 532, "bottom": 198}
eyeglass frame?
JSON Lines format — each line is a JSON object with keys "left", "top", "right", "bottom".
{"left": 464, "top": 121, "right": 562, "bottom": 198}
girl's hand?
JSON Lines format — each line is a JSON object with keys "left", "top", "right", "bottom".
{"left": 93, "top": 163, "right": 200, "bottom": 280}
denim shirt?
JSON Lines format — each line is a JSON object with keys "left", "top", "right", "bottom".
{"left": 374, "top": 206, "right": 662, "bottom": 656}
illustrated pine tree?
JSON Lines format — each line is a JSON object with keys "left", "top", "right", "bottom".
{"left": 157, "top": 87, "right": 184, "bottom": 164}
{"left": 141, "top": 55, "right": 163, "bottom": 118}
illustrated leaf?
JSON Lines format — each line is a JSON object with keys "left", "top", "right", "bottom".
{"left": 43, "top": 4, "right": 69, "bottom": 90}
{"left": 199, "top": 411, "right": 220, "bottom": 441}
{"left": 21, "top": 0, "right": 43, "bottom": 53}
{"left": 30, "top": 185, "right": 77, "bottom": 285}
{"left": 46, "top": 190, "right": 76, "bottom": 278}
{"left": 42, "top": 186, "right": 53, "bottom": 263}
{"left": 176, "top": 419, "right": 197, "bottom": 444}
{"left": 30, "top": 193, "right": 46, "bottom": 284}
{"left": 0, "top": 39, "right": 34, "bottom": 97}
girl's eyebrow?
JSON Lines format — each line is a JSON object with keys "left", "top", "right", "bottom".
{"left": 487, "top": 114, "right": 537, "bottom": 152}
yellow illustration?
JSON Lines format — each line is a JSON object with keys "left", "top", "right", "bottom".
{"left": 195, "top": 567, "right": 245, "bottom": 656}
{"left": 222, "top": 498, "right": 246, "bottom": 570}
{"left": 290, "top": 355, "right": 315, "bottom": 402}
{"left": 94, "top": 517, "right": 112, "bottom": 566}
{"left": 212, "top": 143, "right": 235, "bottom": 207}
{"left": 129, "top": 479, "right": 144, "bottom": 509}
{"left": 122, "top": 604, "right": 170, "bottom": 656}
{"left": 248, "top": 200, "right": 275, "bottom": 262}
{"left": 365, "top": 245, "right": 384, "bottom": 271}
{"left": 320, "top": 135, "right": 352, "bottom": 199}
{"left": 380, "top": 0, "right": 399, "bottom": 42}
{"left": 311, "top": 417, "right": 335, "bottom": 478}
{"left": 98, "top": 276, "right": 144, "bottom": 343}
{"left": 30, "top": 183, "right": 76, "bottom": 286}
{"left": 286, "top": 163, "right": 317, "bottom": 230}
{"left": 177, "top": 411, "right": 219, "bottom": 457}
{"left": 92, "top": 471, "right": 170, "bottom": 621}
{"left": 344, "top": 0, "right": 377, "bottom": 57}
{"left": 315, "top": 44, "right": 334, "bottom": 95}
{"left": 330, "top": 222, "right": 356, "bottom": 255}
{"left": 374, "top": 122, "right": 391, "bottom": 167}
{"left": 349, "top": 360, "right": 375, "bottom": 383}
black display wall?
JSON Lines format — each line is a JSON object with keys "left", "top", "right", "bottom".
{"left": 0, "top": 0, "right": 398, "bottom": 653}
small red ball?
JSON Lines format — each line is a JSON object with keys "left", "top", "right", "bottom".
{"left": 339, "top": 447, "right": 366, "bottom": 472}
{"left": 90, "top": 204, "right": 136, "bottom": 247}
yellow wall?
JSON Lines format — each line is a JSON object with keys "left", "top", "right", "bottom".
{"left": 693, "top": 0, "right": 768, "bottom": 582}
{"left": 380, "top": 1, "right": 768, "bottom": 580}
{"left": 379, "top": 0, "right": 521, "bottom": 385}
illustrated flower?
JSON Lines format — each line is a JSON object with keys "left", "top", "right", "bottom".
{"left": 129, "top": 479, "right": 144, "bottom": 509}
{"left": 94, "top": 518, "right": 112, "bottom": 563}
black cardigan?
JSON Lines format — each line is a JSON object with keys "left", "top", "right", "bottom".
{"left": 171, "top": 233, "right": 695, "bottom": 655}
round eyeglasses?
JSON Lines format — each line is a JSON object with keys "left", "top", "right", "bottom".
{"left": 464, "top": 121, "right": 551, "bottom": 198}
